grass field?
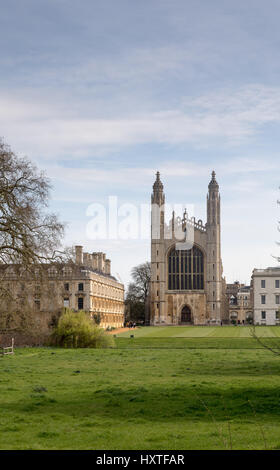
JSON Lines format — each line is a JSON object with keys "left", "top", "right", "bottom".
{"left": 1, "top": 326, "right": 280, "bottom": 450}
{"left": 117, "top": 325, "right": 280, "bottom": 338}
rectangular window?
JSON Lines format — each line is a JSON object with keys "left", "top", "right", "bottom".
{"left": 261, "top": 311, "right": 266, "bottom": 320}
{"left": 276, "top": 280, "right": 280, "bottom": 289}
{"left": 276, "top": 310, "right": 280, "bottom": 320}
{"left": 64, "top": 283, "right": 69, "bottom": 291}
{"left": 261, "top": 295, "right": 266, "bottom": 304}
{"left": 34, "top": 300, "right": 40, "bottom": 311}
{"left": 78, "top": 297, "right": 84, "bottom": 310}
{"left": 78, "top": 283, "right": 84, "bottom": 291}
{"left": 193, "top": 275, "right": 197, "bottom": 289}
{"left": 64, "top": 298, "right": 70, "bottom": 308}
{"left": 261, "top": 280, "right": 266, "bottom": 288}
{"left": 276, "top": 295, "right": 280, "bottom": 305}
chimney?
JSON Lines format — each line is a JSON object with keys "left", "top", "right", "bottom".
{"left": 83, "top": 252, "right": 92, "bottom": 268}
{"left": 98, "top": 253, "right": 103, "bottom": 272}
{"left": 105, "top": 259, "right": 111, "bottom": 275}
{"left": 88, "top": 254, "right": 94, "bottom": 269}
{"left": 75, "top": 246, "right": 83, "bottom": 265}
{"left": 97, "top": 252, "right": 106, "bottom": 272}
{"left": 92, "top": 253, "right": 98, "bottom": 270}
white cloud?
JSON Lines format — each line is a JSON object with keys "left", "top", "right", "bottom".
{"left": 46, "top": 155, "right": 279, "bottom": 194}
{"left": 2, "top": 84, "right": 280, "bottom": 160}
{"left": 47, "top": 165, "right": 154, "bottom": 188}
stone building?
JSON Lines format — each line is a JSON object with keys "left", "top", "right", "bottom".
{"left": 252, "top": 267, "right": 280, "bottom": 325}
{"left": 0, "top": 246, "right": 125, "bottom": 331}
{"left": 226, "top": 281, "right": 253, "bottom": 324}
{"left": 150, "top": 170, "right": 227, "bottom": 325}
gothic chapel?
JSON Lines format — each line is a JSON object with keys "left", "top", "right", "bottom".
{"left": 150, "top": 171, "right": 227, "bottom": 325}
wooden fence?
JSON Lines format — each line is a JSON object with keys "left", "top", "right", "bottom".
{"left": 0, "top": 338, "right": 14, "bottom": 356}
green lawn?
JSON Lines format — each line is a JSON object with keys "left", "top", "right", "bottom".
{"left": 1, "top": 328, "right": 280, "bottom": 450}
{"left": 117, "top": 325, "right": 280, "bottom": 338}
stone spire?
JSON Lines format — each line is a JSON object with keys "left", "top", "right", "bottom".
{"left": 208, "top": 170, "right": 219, "bottom": 189}
{"left": 151, "top": 171, "right": 165, "bottom": 205}
{"left": 207, "top": 170, "right": 220, "bottom": 225}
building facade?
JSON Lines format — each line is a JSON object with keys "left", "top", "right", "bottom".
{"left": 0, "top": 246, "right": 125, "bottom": 330}
{"left": 252, "top": 267, "right": 280, "bottom": 325}
{"left": 150, "top": 171, "right": 227, "bottom": 325}
{"left": 226, "top": 281, "right": 253, "bottom": 324}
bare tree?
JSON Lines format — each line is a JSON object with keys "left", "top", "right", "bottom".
{"left": 125, "top": 262, "right": 151, "bottom": 324}
{"left": 0, "top": 139, "right": 67, "bottom": 333}
{"left": 250, "top": 322, "right": 280, "bottom": 356}
{"left": 248, "top": 187, "right": 280, "bottom": 352}
{"left": 251, "top": 188, "right": 280, "bottom": 354}
{"left": 0, "top": 139, "right": 64, "bottom": 266}
{"left": 129, "top": 262, "right": 151, "bottom": 303}
{"left": 272, "top": 187, "right": 280, "bottom": 262}
{"left": 277, "top": 189, "right": 280, "bottom": 261}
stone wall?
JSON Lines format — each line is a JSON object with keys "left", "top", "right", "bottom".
{"left": 165, "top": 292, "right": 207, "bottom": 325}
{"left": 0, "top": 310, "right": 60, "bottom": 346}
{"left": 0, "top": 330, "right": 50, "bottom": 347}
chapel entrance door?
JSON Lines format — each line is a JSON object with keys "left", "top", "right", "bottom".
{"left": 181, "top": 305, "right": 192, "bottom": 324}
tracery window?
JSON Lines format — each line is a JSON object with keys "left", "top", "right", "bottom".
{"left": 168, "top": 246, "right": 204, "bottom": 290}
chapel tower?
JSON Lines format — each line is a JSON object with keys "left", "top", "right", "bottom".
{"left": 150, "top": 172, "right": 166, "bottom": 324}
{"left": 206, "top": 171, "right": 223, "bottom": 322}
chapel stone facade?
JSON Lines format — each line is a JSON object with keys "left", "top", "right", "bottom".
{"left": 150, "top": 171, "right": 227, "bottom": 325}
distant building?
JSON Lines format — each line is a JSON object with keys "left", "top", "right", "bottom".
{"left": 0, "top": 245, "right": 125, "bottom": 331}
{"left": 252, "top": 267, "right": 280, "bottom": 325}
{"left": 226, "top": 281, "right": 253, "bottom": 324}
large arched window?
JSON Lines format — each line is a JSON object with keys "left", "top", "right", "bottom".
{"left": 168, "top": 246, "right": 204, "bottom": 290}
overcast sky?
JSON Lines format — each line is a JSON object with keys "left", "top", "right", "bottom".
{"left": 1, "top": 0, "right": 280, "bottom": 286}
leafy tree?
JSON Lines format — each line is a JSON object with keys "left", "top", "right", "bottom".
{"left": 51, "top": 309, "right": 114, "bottom": 348}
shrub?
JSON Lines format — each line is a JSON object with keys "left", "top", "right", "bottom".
{"left": 93, "top": 313, "right": 101, "bottom": 325}
{"left": 106, "top": 326, "right": 116, "bottom": 331}
{"left": 50, "top": 309, "right": 114, "bottom": 349}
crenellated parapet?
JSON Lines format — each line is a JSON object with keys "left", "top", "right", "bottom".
{"left": 164, "top": 211, "right": 206, "bottom": 239}
{"left": 184, "top": 215, "right": 206, "bottom": 233}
